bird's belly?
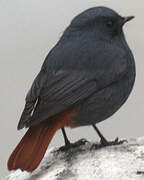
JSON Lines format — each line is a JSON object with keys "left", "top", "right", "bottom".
{"left": 73, "top": 76, "right": 134, "bottom": 127}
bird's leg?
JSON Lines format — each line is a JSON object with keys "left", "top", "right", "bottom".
{"left": 92, "top": 124, "right": 127, "bottom": 147}
{"left": 61, "top": 128, "right": 71, "bottom": 146}
{"left": 59, "top": 128, "right": 87, "bottom": 151}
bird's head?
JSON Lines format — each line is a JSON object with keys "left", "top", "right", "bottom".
{"left": 64, "top": 7, "right": 134, "bottom": 40}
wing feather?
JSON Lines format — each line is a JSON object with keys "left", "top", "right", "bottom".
{"left": 18, "top": 70, "right": 97, "bottom": 129}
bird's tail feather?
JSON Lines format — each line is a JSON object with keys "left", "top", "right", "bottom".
{"left": 7, "top": 120, "right": 57, "bottom": 172}
{"left": 7, "top": 109, "right": 75, "bottom": 172}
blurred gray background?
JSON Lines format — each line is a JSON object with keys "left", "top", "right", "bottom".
{"left": 0, "top": 0, "right": 144, "bottom": 178}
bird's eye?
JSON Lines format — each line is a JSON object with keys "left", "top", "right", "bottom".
{"left": 106, "top": 20, "right": 114, "bottom": 28}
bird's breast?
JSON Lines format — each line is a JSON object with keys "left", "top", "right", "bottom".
{"left": 71, "top": 55, "right": 136, "bottom": 127}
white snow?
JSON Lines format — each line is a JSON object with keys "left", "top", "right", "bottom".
{"left": 4, "top": 137, "right": 144, "bottom": 180}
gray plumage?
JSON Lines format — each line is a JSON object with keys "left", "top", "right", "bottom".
{"left": 18, "top": 7, "right": 135, "bottom": 130}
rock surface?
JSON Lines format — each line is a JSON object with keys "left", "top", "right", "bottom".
{"left": 4, "top": 137, "right": 144, "bottom": 180}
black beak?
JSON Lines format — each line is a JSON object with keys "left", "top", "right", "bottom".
{"left": 122, "top": 16, "right": 135, "bottom": 25}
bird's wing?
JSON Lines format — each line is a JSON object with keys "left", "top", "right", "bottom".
{"left": 18, "top": 41, "right": 128, "bottom": 129}
{"left": 18, "top": 69, "right": 97, "bottom": 129}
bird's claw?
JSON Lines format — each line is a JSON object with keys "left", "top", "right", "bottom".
{"left": 91, "top": 138, "right": 128, "bottom": 150}
{"left": 59, "top": 138, "right": 88, "bottom": 152}
{"left": 101, "top": 137, "right": 128, "bottom": 147}
{"left": 137, "top": 171, "right": 144, "bottom": 175}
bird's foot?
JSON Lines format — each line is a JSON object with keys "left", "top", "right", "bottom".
{"left": 137, "top": 171, "right": 144, "bottom": 175}
{"left": 91, "top": 138, "right": 127, "bottom": 150}
{"left": 59, "top": 139, "right": 88, "bottom": 152}
{"left": 100, "top": 137, "right": 128, "bottom": 147}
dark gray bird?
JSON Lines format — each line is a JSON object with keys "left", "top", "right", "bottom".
{"left": 8, "top": 6, "right": 135, "bottom": 172}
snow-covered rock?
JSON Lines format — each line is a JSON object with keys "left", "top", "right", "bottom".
{"left": 4, "top": 137, "right": 144, "bottom": 180}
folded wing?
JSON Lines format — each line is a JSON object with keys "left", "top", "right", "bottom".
{"left": 18, "top": 70, "right": 97, "bottom": 129}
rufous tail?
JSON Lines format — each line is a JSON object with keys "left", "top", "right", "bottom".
{"left": 7, "top": 110, "right": 74, "bottom": 172}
